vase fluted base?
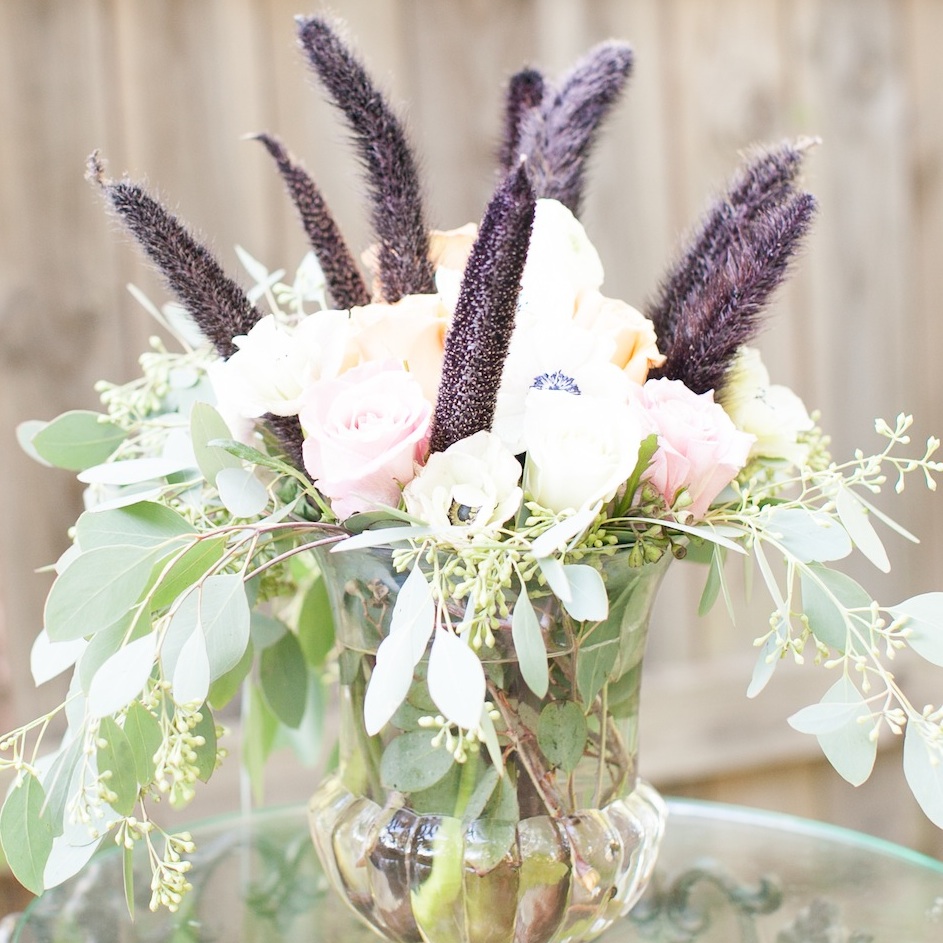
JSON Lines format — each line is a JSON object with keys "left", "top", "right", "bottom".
{"left": 308, "top": 775, "right": 667, "bottom": 943}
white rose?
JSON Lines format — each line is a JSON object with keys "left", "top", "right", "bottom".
{"left": 209, "top": 311, "right": 350, "bottom": 418}
{"left": 720, "top": 347, "right": 814, "bottom": 466}
{"left": 517, "top": 199, "right": 605, "bottom": 325}
{"left": 523, "top": 390, "right": 644, "bottom": 513}
{"left": 403, "top": 431, "right": 522, "bottom": 536}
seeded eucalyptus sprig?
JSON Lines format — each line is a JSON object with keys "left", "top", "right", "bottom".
{"left": 430, "top": 166, "right": 536, "bottom": 454}
{"left": 517, "top": 41, "right": 634, "bottom": 217}
{"left": 253, "top": 133, "right": 370, "bottom": 310}
{"left": 297, "top": 16, "right": 435, "bottom": 302}
{"left": 86, "top": 153, "right": 262, "bottom": 359}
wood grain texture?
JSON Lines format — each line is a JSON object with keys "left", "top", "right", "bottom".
{"left": 1, "top": 0, "right": 942, "bottom": 851}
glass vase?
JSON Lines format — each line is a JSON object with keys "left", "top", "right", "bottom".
{"left": 308, "top": 544, "right": 670, "bottom": 943}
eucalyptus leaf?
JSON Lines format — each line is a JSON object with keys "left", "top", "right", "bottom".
{"left": 216, "top": 466, "right": 269, "bottom": 519}
{"left": 96, "top": 717, "right": 139, "bottom": 815}
{"left": 39, "top": 738, "right": 83, "bottom": 837}
{"left": 390, "top": 564, "right": 436, "bottom": 663}
{"left": 45, "top": 545, "right": 164, "bottom": 642}
{"left": 834, "top": 487, "right": 890, "bottom": 572}
{"left": 530, "top": 504, "right": 600, "bottom": 559}
{"left": 190, "top": 402, "right": 241, "bottom": 485}
{"left": 380, "top": 730, "right": 455, "bottom": 793}
{"left": 332, "top": 525, "right": 439, "bottom": 553}
{"left": 364, "top": 630, "right": 416, "bottom": 736}
{"left": 172, "top": 625, "right": 211, "bottom": 707}
{"left": 427, "top": 628, "right": 486, "bottom": 730}
{"left": 208, "top": 438, "right": 310, "bottom": 484}
{"left": 0, "top": 772, "right": 55, "bottom": 895}
{"left": 31, "top": 410, "right": 125, "bottom": 471}
{"left": 814, "top": 676, "right": 877, "bottom": 786}
{"left": 76, "top": 502, "right": 195, "bottom": 551}
{"left": 537, "top": 555, "right": 571, "bottom": 603}
{"left": 192, "top": 706, "right": 218, "bottom": 783}
{"left": 746, "top": 630, "right": 783, "bottom": 699}
{"left": 44, "top": 833, "right": 103, "bottom": 891}
{"left": 16, "top": 420, "right": 52, "bottom": 466}
{"left": 208, "top": 642, "right": 254, "bottom": 710}
{"left": 511, "top": 588, "right": 548, "bottom": 699}
{"left": 276, "top": 673, "right": 325, "bottom": 766}
{"left": 260, "top": 631, "right": 308, "bottom": 728}
{"left": 800, "top": 564, "right": 872, "bottom": 654}
{"left": 903, "top": 721, "right": 943, "bottom": 829}
{"left": 297, "top": 574, "right": 335, "bottom": 666}
{"left": 537, "top": 701, "right": 588, "bottom": 772}
{"left": 577, "top": 618, "right": 620, "bottom": 707}
{"left": 87, "top": 634, "right": 157, "bottom": 718}
{"left": 122, "top": 844, "right": 135, "bottom": 921}
{"left": 888, "top": 593, "right": 943, "bottom": 666}
{"left": 78, "top": 615, "right": 133, "bottom": 694}
{"left": 462, "top": 766, "right": 500, "bottom": 825}
{"left": 787, "top": 700, "right": 865, "bottom": 735}
{"left": 150, "top": 536, "right": 227, "bottom": 611}
{"left": 123, "top": 701, "right": 162, "bottom": 785}
{"left": 77, "top": 456, "right": 193, "bottom": 486}
{"left": 30, "top": 630, "right": 86, "bottom": 686}
{"left": 560, "top": 565, "right": 608, "bottom": 621}
{"left": 762, "top": 506, "right": 852, "bottom": 564}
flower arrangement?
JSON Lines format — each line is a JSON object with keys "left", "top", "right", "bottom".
{"left": 3, "top": 15, "right": 943, "bottom": 922}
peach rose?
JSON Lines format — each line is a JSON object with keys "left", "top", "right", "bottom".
{"left": 574, "top": 290, "right": 665, "bottom": 384}
{"left": 428, "top": 223, "right": 477, "bottom": 272}
{"left": 299, "top": 361, "right": 432, "bottom": 520}
{"left": 349, "top": 295, "right": 450, "bottom": 403}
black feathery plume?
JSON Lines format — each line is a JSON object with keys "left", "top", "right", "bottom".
{"left": 653, "top": 191, "right": 817, "bottom": 395}
{"left": 253, "top": 133, "right": 370, "bottom": 310}
{"left": 86, "top": 153, "right": 261, "bottom": 359}
{"left": 430, "top": 167, "right": 536, "bottom": 454}
{"left": 648, "top": 140, "right": 812, "bottom": 351}
{"left": 498, "top": 68, "right": 545, "bottom": 172}
{"left": 87, "top": 154, "right": 306, "bottom": 469}
{"left": 297, "top": 16, "right": 435, "bottom": 303}
{"left": 517, "top": 41, "right": 633, "bottom": 217}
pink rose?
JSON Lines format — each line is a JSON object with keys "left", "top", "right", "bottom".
{"left": 299, "top": 362, "right": 432, "bottom": 520}
{"left": 634, "top": 378, "right": 754, "bottom": 519}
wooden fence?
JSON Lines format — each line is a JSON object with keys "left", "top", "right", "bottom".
{"left": 1, "top": 0, "right": 942, "bottom": 855}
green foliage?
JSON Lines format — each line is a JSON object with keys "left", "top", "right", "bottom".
{"left": 124, "top": 701, "right": 162, "bottom": 785}
{"left": 511, "top": 587, "right": 548, "bottom": 698}
{"left": 0, "top": 773, "right": 54, "bottom": 895}
{"left": 537, "top": 701, "right": 588, "bottom": 772}
{"left": 30, "top": 410, "right": 125, "bottom": 471}
{"left": 97, "top": 716, "right": 140, "bottom": 815}
{"left": 297, "top": 574, "right": 335, "bottom": 667}
{"left": 380, "top": 730, "right": 455, "bottom": 793}
{"left": 260, "top": 632, "right": 308, "bottom": 728}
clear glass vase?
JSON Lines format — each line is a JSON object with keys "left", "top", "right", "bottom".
{"left": 308, "top": 545, "right": 670, "bottom": 943}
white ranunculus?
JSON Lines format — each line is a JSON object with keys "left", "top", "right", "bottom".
{"left": 492, "top": 321, "right": 633, "bottom": 453}
{"left": 517, "top": 199, "right": 605, "bottom": 325}
{"left": 720, "top": 347, "right": 814, "bottom": 466}
{"left": 209, "top": 311, "right": 350, "bottom": 419}
{"left": 523, "top": 390, "right": 644, "bottom": 513}
{"left": 403, "top": 431, "right": 523, "bottom": 537}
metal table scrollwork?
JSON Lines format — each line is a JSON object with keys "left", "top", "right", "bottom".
{"left": 6, "top": 799, "right": 943, "bottom": 942}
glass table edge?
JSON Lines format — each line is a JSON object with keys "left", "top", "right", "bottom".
{"left": 13, "top": 794, "right": 943, "bottom": 939}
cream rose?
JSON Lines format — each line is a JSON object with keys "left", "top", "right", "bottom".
{"left": 523, "top": 390, "right": 644, "bottom": 513}
{"left": 719, "top": 347, "right": 814, "bottom": 466}
{"left": 403, "top": 431, "right": 522, "bottom": 537}
{"left": 349, "top": 294, "right": 450, "bottom": 404}
{"left": 299, "top": 361, "right": 431, "bottom": 520}
{"left": 573, "top": 290, "right": 665, "bottom": 383}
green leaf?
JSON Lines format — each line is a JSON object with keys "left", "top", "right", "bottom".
{"left": 904, "top": 721, "right": 943, "bottom": 829}
{"left": 208, "top": 642, "right": 254, "bottom": 710}
{"left": 260, "top": 632, "right": 308, "bottom": 728}
{"left": 122, "top": 844, "right": 135, "bottom": 921}
{"left": 190, "top": 402, "right": 241, "bottom": 485}
{"left": 537, "top": 701, "right": 588, "bottom": 772}
{"left": 619, "top": 433, "right": 659, "bottom": 512}
{"left": 96, "top": 716, "right": 139, "bottom": 815}
{"left": 559, "top": 565, "right": 608, "bottom": 621}
{"left": 31, "top": 410, "right": 125, "bottom": 471}
{"left": 123, "top": 701, "right": 162, "bottom": 785}
{"left": 192, "top": 705, "right": 218, "bottom": 783}
{"left": 40, "top": 738, "right": 83, "bottom": 837}
{"left": 88, "top": 634, "right": 157, "bottom": 718}
{"left": 16, "top": 420, "right": 52, "bottom": 466}
{"left": 78, "top": 615, "right": 132, "bottom": 693}
{"left": 814, "top": 676, "right": 877, "bottom": 786}
{"left": 380, "top": 730, "right": 455, "bottom": 793}
{"left": 276, "top": 672, "right": 325, "bottom": 766}
{"left": 172, "top": 625, "right": 210, "bottom": 707}
{"left": 698, "top": 545, "right": 724, "bottom": 617}
{"left": 834, "top": 486, "right": 890, "bottom": 572}
{"left": 462, "top": 766, "right": 500, "bottom": 825}
{"left": 250, "top": 612, "right": 288, "bottom": 650}
{"left": 0, "top": 773, "right": 55, "bottom": 894}
{"left": 889, "top": 593, "right": 943, "bottom": 667}
{"left": 762, "top": 506, "right": 852, "bottom": 563}
{"left": 216, "top": 466, "right": 269, "bottom": 519}
{"left": 297, "top": 574, "right": 335, "bottom": 667}
{"left": 511, "top": 588, "right": 548, "bottom": 698}
{"left": 800, "top": 564, "right": 872, "bottom": 653}
{"left": 150, "top": 536, "right": 227, "bottom": 611}
{"left": 45, "top": 546, "right": 165, "bottom": 641}
{"left": 576, "top": 618, "right": 620, "bottom": 708}
{"left": 244, "top": 683, "right": 278, "bottom": 803}
{"left": 209, "top": 438, "right": 312, "bottom": 487}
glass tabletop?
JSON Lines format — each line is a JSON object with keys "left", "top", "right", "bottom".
{"left": 9, "top": 798, "right": 943, "bottom": 943}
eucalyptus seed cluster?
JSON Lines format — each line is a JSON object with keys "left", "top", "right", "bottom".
{"left": 418, "top": 702, "right": 501, "bottom": 763}
{"left": 147, "top": 830, "right": 196, "bottom": 913}
{"left": 152, "top": 707, "right": 212, "bottom": 807}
